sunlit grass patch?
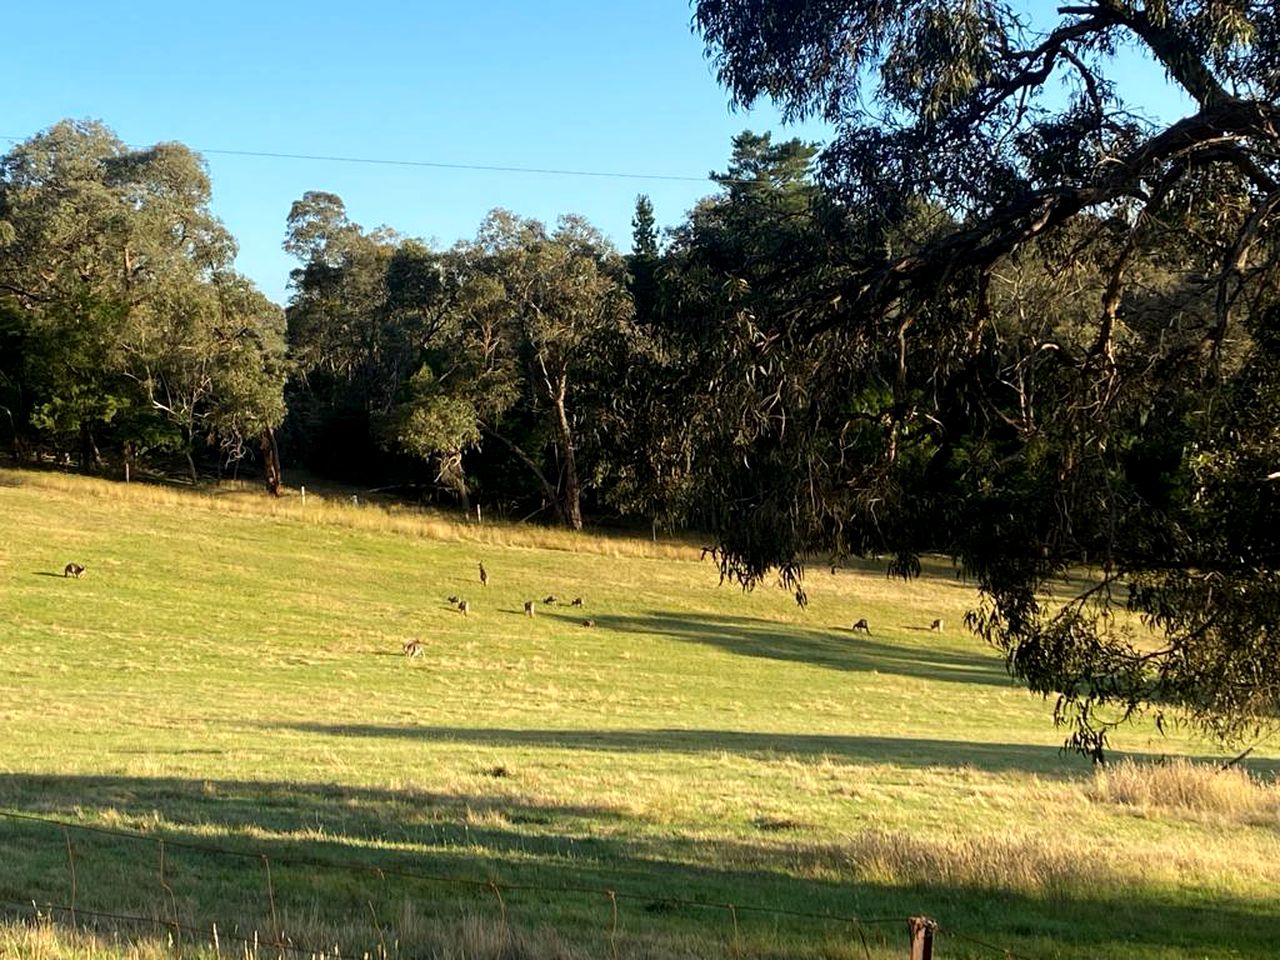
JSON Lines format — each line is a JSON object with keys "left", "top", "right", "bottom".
{"left": 3, "top": 465, "right": 1280, "bottom": 959}
{"left": 2, "top": 468, "right": 699, "bottom": 563}
{"left": 1090, "top": 758, "right": 1280, "bottom": 824}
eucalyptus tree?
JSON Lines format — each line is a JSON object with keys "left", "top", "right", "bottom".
{"left": 693, "top": 2, "right": 1280, "bottom": 753}
{"left": 283, "top": 192, "right": 412, "bottom": 476}
{"left": 631, "top": 132, "right": 864, "bottom": 543}
{"left": 0, "top": 120, "right": 286, "bottom": 483}
{"left": 0, "top": 120, "right": 151, "bottom": 467}
{"left": 389, "top": 211, "right": 633, "bottom": 528}
{"left": 480, "top": 212, "right": 634, "bottom": 528}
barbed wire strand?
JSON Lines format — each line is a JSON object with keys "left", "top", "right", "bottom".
{"left": 0, "top": 809, "right": 907, "bottom": 929}
{"left": 5, "top": 812, "right": 1043, "bottom": 960}
{"left": 941, "top": 924, "right": 1038, "bottom": 960}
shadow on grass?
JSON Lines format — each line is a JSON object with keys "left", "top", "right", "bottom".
{"left": 553, "top": 610, "right": 1013, "bottom": 688}
{"left": 278, "top": 723, "right": 1090, "bottom": 777}
{"left": 0, "top": 772, "right": 1276, "bottom": 960}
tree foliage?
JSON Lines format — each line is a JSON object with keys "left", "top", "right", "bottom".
{"left": 692, "top": 2, "right": 1280, "bottom": 754}
{"left": 284, "top": 199, "right": 634, "bottom": 526}
{"left": 0, "top": 120, "right": 286, "bottom": 482}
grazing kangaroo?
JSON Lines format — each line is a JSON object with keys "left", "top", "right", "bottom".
{"left": 930, "top": 618, "right": 944, "bottom": 632}
{"left": 478, "top": 562, "right": 489, "bottom": 587}
{"left": 851, "top": 618, "right": 871, "bottom": 635}
{"left": 458, "top": 599, "right": 471, "bottom": 617}
{"left": 543, "top": 595, "right": 558, "bottom": 604}
{"left": 447, "top": 595, "right": 460, "bottom": 604}
{"left": 581, "top": 618, "right": 596, "bottom": 628}
{"left": 524, "top": 600, "right": 536, "bottom": 617}
{"left": 403, "top": 640, "right": 425, "bottom": 657}
{"left": 570, "top": 597, "right": 583, "bottom": 607}
{"left": 63, "top": 562, "right": 85, "bottom": 579}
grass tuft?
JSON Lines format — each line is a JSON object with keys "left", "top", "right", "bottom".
{"left": 1089, "top": 758, "right": 1280, "bottom": 823}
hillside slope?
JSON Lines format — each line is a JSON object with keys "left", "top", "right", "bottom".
{"left": 1, "top": 468, "right": 1277, "bottom": 959}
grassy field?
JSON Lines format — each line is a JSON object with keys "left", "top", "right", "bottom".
{"left": 1, "top": 467, "right": 1278, "bottom": 959}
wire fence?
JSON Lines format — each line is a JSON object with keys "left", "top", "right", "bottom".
{"left": 0, "top": 809, "right": 1034, "bottom": 959}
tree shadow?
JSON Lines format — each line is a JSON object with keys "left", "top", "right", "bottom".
{"left": 550, "top": 610, "right": 1013, "bottom": 689}
{"left": 0, "top": 771, "right": 1276, "bottom": 959}
{"left": 277, "top": 722, "right": 1093, "bottom": 777}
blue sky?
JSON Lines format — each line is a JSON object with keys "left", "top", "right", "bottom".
{"left": 3, "top": 1, "right": 1190, "bottom": 305}
{"left": 3, "top": 1, "right": 830, "bottom": 304}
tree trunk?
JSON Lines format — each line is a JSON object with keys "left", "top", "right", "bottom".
{"left": 260, "top": 426, "right": 283, "bottom": 496}
{"left": 481, "top": 424, "right": 567, "bottom": 524}
{"left": 0, "top": 406, "right": 20, "bottom": 462}
{"left": 186, "top": 451, "right": 198, "bottom": 486}
{"left": 438, "top": 451, "right": 470, "bottom": 513}
{"left": 123, "top": 441, "right": 134, "bottom": 482}
{"left": 80, "top": 423, "right": 102, "bottom": 471}
{"left": 550, "top": 390, "right": 583, "bottom": 530}
{"left": 452, "top": 466, "right": 471, "bottom": 514}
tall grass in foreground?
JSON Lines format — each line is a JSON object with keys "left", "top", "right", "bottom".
{"left": 0, "top": 914, "right": 593, "bottom": 960}
{"left": 0, "top": 910, "right": 892, "bottom": 960}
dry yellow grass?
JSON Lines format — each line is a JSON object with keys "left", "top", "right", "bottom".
{"left": 6, "top": 470, "right": 699, "bottom": 563}
{"left": 0, "top": 912, "right": 590, "bottom": 960}
{"left": 1090, "top": 758, "right": 1280, "bottom": 824}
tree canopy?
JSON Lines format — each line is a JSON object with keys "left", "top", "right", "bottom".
{"left": 283, "top": 197, "right": 634, "bottom": 527}
{"left": 690, "top": 1, "right": 1280, "bottom": 754}
{"left": 0, "top": 120, "right": 286, "bottom": 484}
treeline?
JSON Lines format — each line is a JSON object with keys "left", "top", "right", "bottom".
{"left": 0, "top": 120, "right": 842, "bottom": 532}
{"left": 277, "top": 131, "right": 835, "bottom": 531}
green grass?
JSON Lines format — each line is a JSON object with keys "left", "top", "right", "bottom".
{"left": 1, "top": 467, "right": 1278, "bottom": 959}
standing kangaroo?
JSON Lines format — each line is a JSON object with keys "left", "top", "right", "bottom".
{"left": 930, "top": 618, "right": 944, "bottom": 632}
{"left": 478, "top": 562, "right": 489, "bottom": 587}
{"left": 524, "top": 601, "right": 536, "bottom": 618}
{"left": 458, "top": 599, "right": 471, "bottom": 617}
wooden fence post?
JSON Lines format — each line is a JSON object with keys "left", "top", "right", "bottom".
{"left": 907, "top": 916, "right": 936, "bottom": 960}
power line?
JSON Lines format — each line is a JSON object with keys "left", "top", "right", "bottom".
{"left": 204, "top": 147, "right": 715, "bottom": 183}
{"left": 0, "top": 135, "right": 716, "bottom": 184}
